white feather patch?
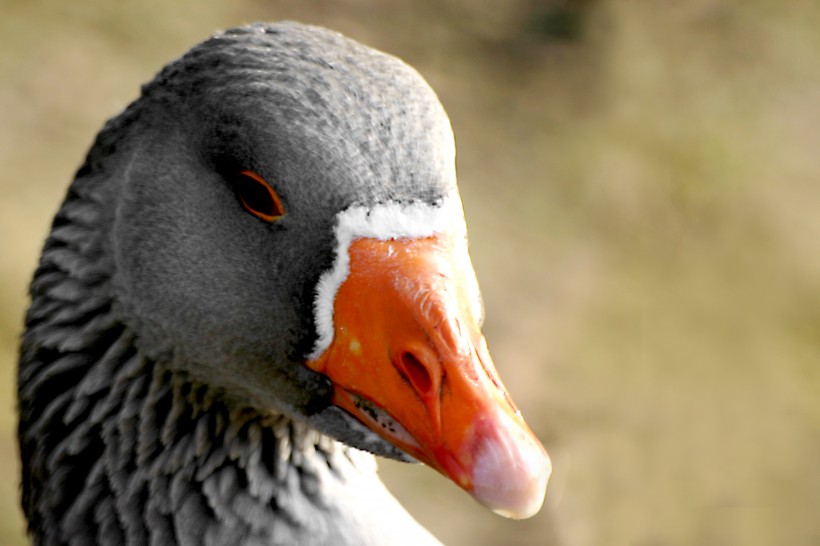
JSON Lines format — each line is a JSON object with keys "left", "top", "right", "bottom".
{"left": 309, "top": 196, "right": 468, "bottom": 360}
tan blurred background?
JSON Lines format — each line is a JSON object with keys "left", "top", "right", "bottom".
{"left": 2, "top": 1, "right": 819, "bottom": 545}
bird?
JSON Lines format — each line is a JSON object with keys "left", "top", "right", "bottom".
{"left": 17, "top": 21, "right": 550, "bottom": 545}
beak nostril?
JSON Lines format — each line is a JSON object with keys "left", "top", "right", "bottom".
{"left": 398, "top": 351, "right": 434, "bottom": 398}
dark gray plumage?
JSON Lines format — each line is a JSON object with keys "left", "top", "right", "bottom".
{"left": 18, "top": 22, "right": 455, "bottom": 545}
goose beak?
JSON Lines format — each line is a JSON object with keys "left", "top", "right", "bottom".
{"left": 306, "top": 235, "right": 550, "bottom": 519}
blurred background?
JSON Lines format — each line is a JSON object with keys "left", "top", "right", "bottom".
{"left": 2, "top": 1, "right": 819, "bottom": 544}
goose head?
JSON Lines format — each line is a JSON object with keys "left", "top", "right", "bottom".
{"left": 96, "top": 21, "right": 549, "bottom": 519}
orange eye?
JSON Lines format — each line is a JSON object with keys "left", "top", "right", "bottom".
{"left": 234, "top": 170, "right": 285, "bottom": 222}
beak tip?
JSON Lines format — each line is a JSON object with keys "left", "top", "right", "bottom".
{"left": 474, "top": 447, "right": 551, "bottom": 520}
{"left": 467, "top": 413, "right": 552, "bottom": 520}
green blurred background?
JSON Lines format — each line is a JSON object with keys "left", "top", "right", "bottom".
{"left": 2, "top": 1, "right": 819, "bottom": 544}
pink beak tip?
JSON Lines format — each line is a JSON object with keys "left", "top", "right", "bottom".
{"left": 467, "top": 412, "right": 552, "bottom": 520}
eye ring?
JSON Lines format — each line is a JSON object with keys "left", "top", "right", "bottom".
{"left": 234, "top": 170, "right": 285, "bottom": 222}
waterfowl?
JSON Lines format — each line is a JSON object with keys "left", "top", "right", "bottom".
{"left": 18, "top": 21, "right": 550, "bottom": 545}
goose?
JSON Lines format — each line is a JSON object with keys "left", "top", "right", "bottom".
{"left": 18, "top": 21, "right": 550, "bottom": 545}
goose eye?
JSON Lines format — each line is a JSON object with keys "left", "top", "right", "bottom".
{"left": 234, "top": 170, "right": 285, "bottom": 222}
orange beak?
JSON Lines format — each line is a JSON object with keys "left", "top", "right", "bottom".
{"left": 307, "top": 234, "right": 550, "bottom": 519}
